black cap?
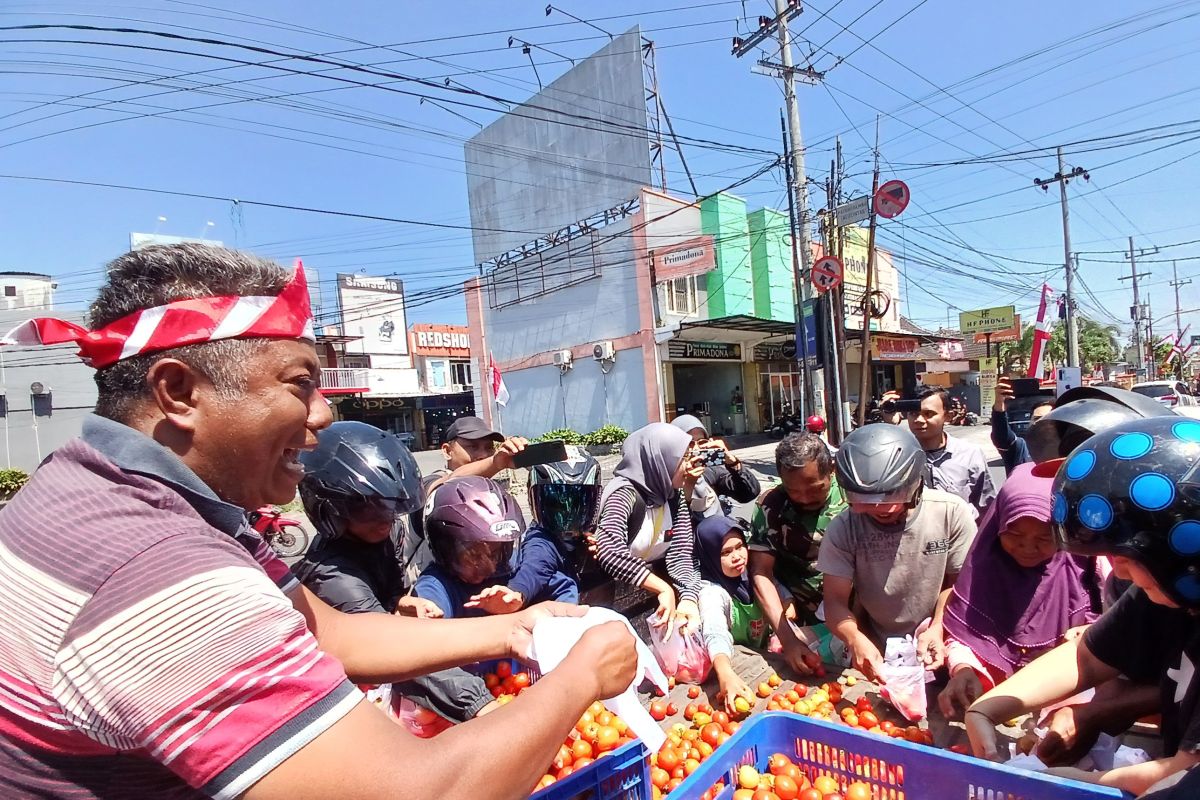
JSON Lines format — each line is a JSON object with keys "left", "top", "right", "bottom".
{"left": 445, "top": 416, "right": 503, "bottom": 442}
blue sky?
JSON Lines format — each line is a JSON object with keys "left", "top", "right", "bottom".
{"left": 2, "top": 0, "right": 1199, "bottom": 343}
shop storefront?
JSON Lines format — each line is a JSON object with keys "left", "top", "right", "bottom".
{"left": 664, "top": 339, "right": 748, "bottom": 436}
{"left": 754, "top": 340, "right": 803, "bottom": 429}
{"left": 335, "top": 396, "right": 419, "bottom": 447}
{"left": 418, "top": 391, "right": 476, "bottom": 449}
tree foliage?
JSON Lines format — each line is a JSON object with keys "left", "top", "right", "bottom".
{"left": 998, "top": 316, "right": 1119, "bottom": 376}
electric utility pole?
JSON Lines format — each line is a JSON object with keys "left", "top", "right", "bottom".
{"left": 733, "top": 0, "right": 821, "bottom": 412}
{"left": 1172, "top": 260, "right": 1192, "bottom": 379}
{"left": 1034, "top": 148, "right": 1088, "bottom": 368}
{"left": 1120, "top": 238, "right": 1154, "bottom": 378}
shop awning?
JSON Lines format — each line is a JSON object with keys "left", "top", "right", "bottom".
{"left": 678, "top": 314, "right": 797, "bottom": 343}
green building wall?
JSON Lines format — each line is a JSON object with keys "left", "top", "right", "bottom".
{"left": 699, "top": 193, "right": 754, "bottom": 318}
{"left": 747, "top": 208, "right": 794, "bottom": 322}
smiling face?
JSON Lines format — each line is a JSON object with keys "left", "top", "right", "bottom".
{"left": 999, "top": 516, "right": 1058, "bottom": 568}
{"left": 192, "top": 339, "right": 332, "bottom": 510}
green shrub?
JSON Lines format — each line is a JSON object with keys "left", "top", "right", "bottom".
{"left": 534, "top": 428, "right": 584, "bottom": 445}
{"left": 581, "top": 425, "right": 629, "bottom": 447}
{"left": 0, "top": 468, "right": 30, "bottom": 494}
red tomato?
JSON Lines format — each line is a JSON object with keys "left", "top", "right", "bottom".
{"left": 752, "top": 790, "right": 780, "bottom": 800}
{"left": 768, "top": 753, "right": 792, "bottom": 775}
{"left": 595, "top": 726, "right": 620, "bottom": 752}
{"left": 684, "top": 702, "right": 699, "bottom": 720}
{"left": 774, "top": 776, "right": 800, "bottom": 800}
{"left": 571, "top": 739, "right": 594, "bottom": 760}
{"left": 552, "top": 745, "right": 572, "bottom": 772}
{"left": 798, "top": 790, "right": 823, "bottom": 800}
{"left": 813, "top": 776, "right": 840, "bottom": 795}
{"left": 713, "top": 710, "right": 731, "bottom": 727}
{"left": 700, "top": 722, "right": 723, "bottom": 747}
{"left": 650, "top": 700, "right": 668, "bottom": 721}
{"left": 687, "top": 685, "right": 701, "bottom": 699}
{"left": 858, "top": 711, "right": 879, "bottom": 730}
{"left": 513, "top": 672, "right": 532, "bottom": 690}
{"left": 496, "top": 661, "right": 512, "bottom": 679}
{"left": 666, "top": 702, "right": 679, "bottom": 716}
{"left": 651, "top": 767, "right": 670, "bottom": 789}
{"left": 556, "top": 765, "right": 574, "bottom": 780}
{"left": 573, "top": 757, "right": 594, "bottom": 769}
{"left": 667, "top": 778, "right": 684, "bottom": 792}
{"left": 657, "top": 748, "right": 680, "bottom": 771}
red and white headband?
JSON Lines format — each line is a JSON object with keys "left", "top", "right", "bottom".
{"left": 0, "top": 263, "right": 314, "bottom": 369}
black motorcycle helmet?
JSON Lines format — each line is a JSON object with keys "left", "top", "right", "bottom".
{"left": 1051, "top": 416, "right": 1200, "bottom": 609}
{"left": 835, "top": 423, "right": 926, "bottom": 507}
{"left": 299, "top": 421, "right": 423, "bottom": 541}
{"left": 528, "top": 446, "right": 602, "bottom": 543}
{"left": 1026, "top": 385, "right": 1173, "bottom": 464}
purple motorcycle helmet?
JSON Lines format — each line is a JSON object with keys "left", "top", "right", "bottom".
{"left": 426, "top": 476, "right": 525, "bottom": 585}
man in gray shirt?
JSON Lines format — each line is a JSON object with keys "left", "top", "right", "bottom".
{"left": 817, "top": 424, "right": 976, "bottom": 682}
{"left": 907, "top": 388, "right": 995, "bottom": 519}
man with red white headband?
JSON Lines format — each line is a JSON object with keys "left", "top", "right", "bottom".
{"left": 0, "top": 243, "right": 636, "bottom": 800}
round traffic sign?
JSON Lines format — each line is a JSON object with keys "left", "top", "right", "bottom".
{"left": 811, "top": 255, "right": 843, "bottom": 293}
{"left": 874, "top": 179, "right": 910, "bottom": 219}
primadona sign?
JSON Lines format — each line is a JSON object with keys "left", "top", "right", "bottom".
{"left": 654, "top": 235, "right": 716, "bottom": 282}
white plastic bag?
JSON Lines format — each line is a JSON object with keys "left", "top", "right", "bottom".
{"left": 530, "top": 607, "right": 668, "bottom": 751}
{"left": 878, "top": 635, "right": 929, "bottom": 721}
{"left": 646, "top": 614, "right": 712, "bottom": 684}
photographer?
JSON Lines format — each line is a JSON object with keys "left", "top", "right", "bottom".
{"left": 671, "top": 414, "right": 761, "bottom": 527}
{"left": 991, "top": 379, "right": 1052, "bottom": 476}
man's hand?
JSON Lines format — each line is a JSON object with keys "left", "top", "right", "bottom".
{"left": 965, "top": 708, "right": 1004, "bottom": 762}
{"left": 916, "top": 624, "right": 946, "bottom": 670}
{"left": 505, "top": 601, "right": 588, "bottom": 662}
{"left": 994, "top": 380, "right": 1014, "bottom": 413}
{"left": 491, "top": 436, "right": 529, "bottom": 471}
{"left": 465, "top": 585, "right": 525, "bottom": 615}
{"left": 396, "top": 596, "right": 444, "bottom": 619}
{"left": 564, "top": 621, "right": 639, "bottom": 700}
{"left": 1037, "top": 704, "right": 1103, "bottom": 767}
{"left": 779, "top": 628, "right": 820, "bottom": 676}
{"left": 937, "top": 667, "right": 983, "bottom": 720}
{"left": 847, "top": 633, "right": 885, "bottom": 682}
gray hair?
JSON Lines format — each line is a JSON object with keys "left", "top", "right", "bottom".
{"left": 89, "top": 243, "right": 291, "bottom": 422}
{"left": 775, "top": 432, "right": 833, "bottom": 476}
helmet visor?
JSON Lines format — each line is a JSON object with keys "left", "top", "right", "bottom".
{"left": 530, "top": 484, "right": 601, "bottom": 537}
{"left": 842, "top": 482, "right": 919, "bottom": 507}
{"left": 448, "top": 539, "right": 515, "bottom": 585}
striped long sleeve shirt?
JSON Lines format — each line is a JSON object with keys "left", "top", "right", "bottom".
{"left": 593, "top": 485, "right": 703, "bottom": 603}
{"left": 0, "top": 416, "right": 360, "bottom": 799}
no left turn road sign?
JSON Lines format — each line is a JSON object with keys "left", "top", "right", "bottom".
{"left": 874, "top": 179, "right": 910, "bottom": 219}
{"left": 811, "top": 255, "right": 843, "bottom": 293}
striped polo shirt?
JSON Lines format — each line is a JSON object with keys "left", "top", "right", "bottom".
{"left": 0, "top": 415, "right": 361, "bottom": 799}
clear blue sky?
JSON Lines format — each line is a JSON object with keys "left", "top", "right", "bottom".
{"left": 2, "top": 0, "right": 1198, "bottom": 343}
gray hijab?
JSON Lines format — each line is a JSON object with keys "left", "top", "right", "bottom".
{"left": 670, "top": 415, "right": 707, "bottom": 437}
{"left": 605, "top": 422, "right": 692, "bottom": 508}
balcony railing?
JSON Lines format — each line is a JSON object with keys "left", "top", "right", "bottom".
{"left": 320, "top": 367, "right": 370, "bottom": 394}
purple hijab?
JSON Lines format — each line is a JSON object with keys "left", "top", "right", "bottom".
{"left": 943, "top": 463, "right": 1101, "bottom": 678}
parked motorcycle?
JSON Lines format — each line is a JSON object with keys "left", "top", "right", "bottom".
{"left": 250, "top": 506, "right": 310, "bottom": 558}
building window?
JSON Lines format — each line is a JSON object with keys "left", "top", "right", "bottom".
{"left": 665, "top": 276, "right": 698, "bottom": 315}
{"left": 451, "top": 361, "right": 472, "bottom": 387}
{"left": 342, "top": 354, "right": 370, "bottom": 369}
{"left": 428, "top": 359, "right": 449, "bottom": 389}
{"left": 3, "top": 286, "right": 14, "bottom": 297}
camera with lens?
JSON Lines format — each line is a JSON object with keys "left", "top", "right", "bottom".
{"left": 880, "top": 398, "right": 922, "bottom": 414}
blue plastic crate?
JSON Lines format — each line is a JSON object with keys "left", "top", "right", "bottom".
{"left": 530, "top": 739, "right": 651, "bottom": 800}
{"left": 674, "top": 712, "right": 1130, "bottom": 799}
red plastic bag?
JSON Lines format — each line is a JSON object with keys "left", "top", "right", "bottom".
{"left": 364, "top": 684, "right": 453, "bottom": 738}
{"left": 879, "top": 664, "right": 928, "bottom": 721}
{"left": 646, "top": 615, "right": 712, "bottom": 684}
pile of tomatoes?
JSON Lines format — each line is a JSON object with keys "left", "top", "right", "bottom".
{"left": 649, "top": 701, "right": 744, "bottom": 797}
{"left": 532, "top": 701, "right": 638, "bottom": 793}
{"left": 482, "top": 661, "right": 532, "bottom": 702}
{"left": 728, "top": 754, "right": 875, "bottom": 800}
{"left": 761, "top": 678, "right": 935, "bottom": 747}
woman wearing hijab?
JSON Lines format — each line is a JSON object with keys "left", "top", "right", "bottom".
{"left": 670, "top": 414, "right": 761, "bottom": 527}
{"left": 593, "top": 422, "right": 705, "bottom": 636}
{"left": 937, "top": 462, "right": 1104, "bottom": 719}
{"left": 696, "top": 516, "right": 768, "bottom": 712}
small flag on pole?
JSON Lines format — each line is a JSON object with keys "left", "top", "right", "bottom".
{"left": 489, "top": 354, "right": 510, "bottom": 407}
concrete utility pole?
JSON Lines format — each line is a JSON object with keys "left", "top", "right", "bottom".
{"left": 1120, "top": 237, "right": 1153, "bottom": 377}
{"left": 733, "top": 0, "right": 822, "bottom": 413}
{"left": 1034, "top": 148, "right": 1087, "bottom": 368}
{"left": 1172, "top": 260, "right": 1192, "bottom": 377}
{"left": 857, "top": 117, "right": 882, "bottom": 427}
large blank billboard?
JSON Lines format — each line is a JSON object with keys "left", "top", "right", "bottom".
{"left": 465, "top": 27, "right": 651, "bottom": 264}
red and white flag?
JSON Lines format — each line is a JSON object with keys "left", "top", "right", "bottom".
{"left": 1029, "top": 284, "right": 1055, "bottom": 379}
{"left": 1164, "top": 325, "right": 1192, "bottom": 363}
{"left": 489, "top": 354, "right": 510, "bottom": 407}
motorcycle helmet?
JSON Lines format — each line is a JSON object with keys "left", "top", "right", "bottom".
{"left": 1026, "top": 385, "right": 1173, "bottom": 465}
{"left": 835, "top": 423, "right": 925, "bottom": 507}
{"left": 1051, "top": 416, "right": 1200, "bottom": 609}
{"left": 528, "top": 446, "right": 602, "bottom": 543}
{"left": 299, "top": 421, "right": 423, "bottom": 542}
{"left": 426, "top": 476, "right": 524, "bottom": 585}
{"left": 806, "top": 415, "right": 827, "bottom": 434}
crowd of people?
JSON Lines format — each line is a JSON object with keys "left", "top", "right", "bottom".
{"left": 0, "top": 242, "right": 1198, "bottom": 799}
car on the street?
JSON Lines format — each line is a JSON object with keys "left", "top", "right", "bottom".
{"left": 1131, "top": 380, "right": 1198, "bottom": 408}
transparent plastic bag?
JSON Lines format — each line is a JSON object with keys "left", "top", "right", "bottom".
{"left": 878, "top": 635, "right": 929, "bottom": 721}
{"left": 646, "top": 615, "right": 713, "bottom": 684}
{"left": 364, "top": 684, "right": 453, "bottom": 738}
